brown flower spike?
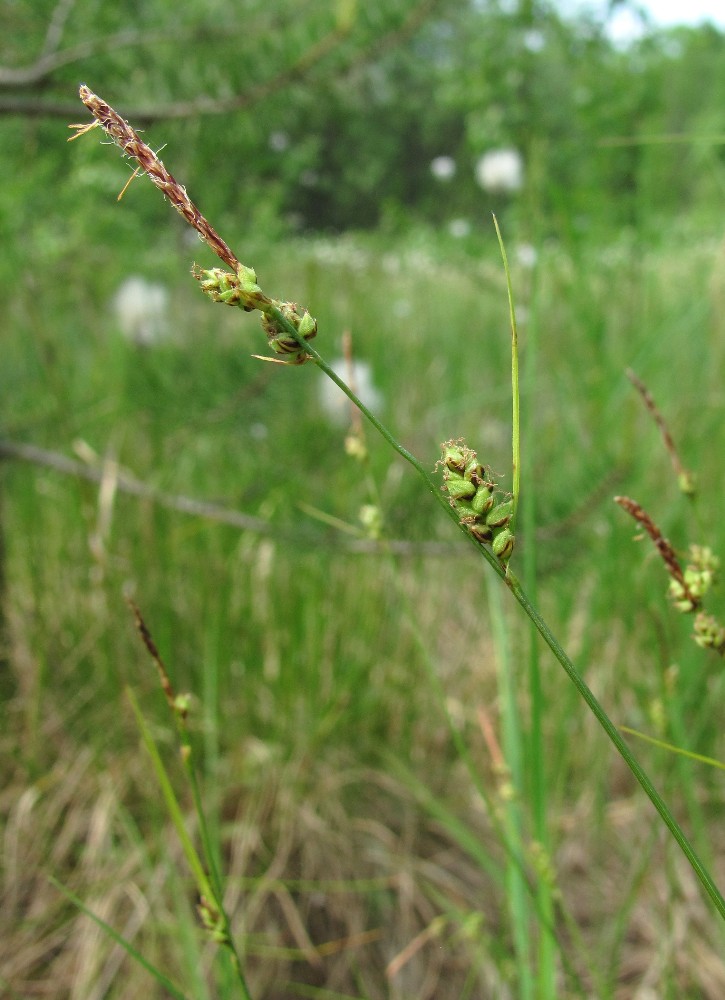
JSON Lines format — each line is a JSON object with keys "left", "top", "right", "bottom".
{"left": 71, "top": 86, "right": 274, "bottom": 311}
{"left": 626, "top": 369, "right": 695, "bottom": 497}
{"left": 70, "top": 86, "right": 319, "bottom": 361}
{"left": 614, "top": 495, "right": 699, "bottom": 608}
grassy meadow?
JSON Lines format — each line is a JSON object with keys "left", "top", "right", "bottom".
{"left": 4, "top": 201, "right": 725, "bottom": 998}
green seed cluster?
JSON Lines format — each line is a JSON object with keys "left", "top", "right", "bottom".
{"left": 438, "top": 439, "right": 514, "bottom": 563}
{"left": 668, "top": 544, "right": 719, "bottom": 613}
{"left": 260, "top": 301, "right": 317, "bottom": 364}
{"left": 193, "top": 264, "right": 317, "bottom": 364}
{"left": 667, "top": 545, "right": 725, "bottom": 654}
{"left": 693, "top": 612, "right": 725, "bottom": 655}
{"left": 193, "top": 263, "right": 266, "bottom": 312}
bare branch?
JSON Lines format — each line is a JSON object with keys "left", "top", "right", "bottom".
{"left": 0, "top": 26, "right": 178, "bottom": 88}
{"left": 0, "top": 438, "right": 272, "bottom": 534}
{"left": 0, "top": 22, "right": 342, "bottom": 118}
{"left": 41, "top": 0, "right": 78, "bottom": 59}
{"left": 0, "top": 438, "right": 452, "bottom": 556}
{"left": 0, "top": 0, "right": 440, "bottom": 120}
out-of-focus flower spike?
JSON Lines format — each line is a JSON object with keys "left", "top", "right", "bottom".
{"left": 693, "top": 613, "right": 725, "bottom": 655}
{"left": 438, "top": 439, "right": 514, "bottom": 565}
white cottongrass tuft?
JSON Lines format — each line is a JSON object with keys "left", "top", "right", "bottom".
{"left": 448, "top": 218, "right": 471, "bottom": 239}
{"left": 523, "top": 29, "right": 546, "bottom": 53}
{"left": 317, "top": 359, "right": 383, "bottom": 425}
{"left": 475, "top": 148, "right": 524, "bottom": 195}
{"left": 430, "top": 156, "right": 457, "bottom": 181}
{"left": 515, "top": 243, "right": 538, "bottom": 269}
{"left": 268, "top": 130, "right": 290, "bottom": 152}
{"left": 112, "top": 276, "right": 170, "bottom": 346}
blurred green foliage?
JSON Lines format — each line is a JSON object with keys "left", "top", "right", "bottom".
{"left": 4, "top": 6, "right": 725, "bottom": 993}
{"left": 2, "top": 0, "right": 725, "bottom": 727}
{"left": 2, "top": 0, "right": 725, "bottom": 285}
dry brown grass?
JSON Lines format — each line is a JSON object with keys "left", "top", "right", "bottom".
{"left": 2, "top": 419, "right": 725, "bottom": 996}
{"left": 4, "top": 578, "right": 725, "bottom": 1000}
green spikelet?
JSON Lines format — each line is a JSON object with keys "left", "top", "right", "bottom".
{"left": 438, "top": 439, "right": 515, "bottom": 564}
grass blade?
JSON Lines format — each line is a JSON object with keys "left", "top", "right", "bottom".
{"left": 49, "top": 876, "right": 191, "bottom": 1000}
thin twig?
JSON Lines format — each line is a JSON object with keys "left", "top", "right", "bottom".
{"left": 0, "top": 0, "right": 440, "bottom": 118}
{"left": 42, "top": 0, "right": 77, "bottom": 58}
{"left": 0, "top": 438, "right": 270, "bottom": 531}
{"left": 0, "top": 26, "right": 212, "bottom": 88}
{"left": 0, "top": 438, "right": 452, "bottom": 555}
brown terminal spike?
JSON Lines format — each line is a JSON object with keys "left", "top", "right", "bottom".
{"left": 614, "top": 495, "right": 699, "bottom": 609}
{"left": 73, "top": 85, "right": 268, "bottom": 300}
{"left": 128, "top": 598, "right": 188, "bottom": 720}
{"left": 626, "top": 369, "right": 695, "bottom": 496}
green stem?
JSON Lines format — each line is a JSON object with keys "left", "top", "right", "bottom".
{"left": 127, "top": 687, "right": 253, "bottom": 999}
{"left": 504, "top": 571, "right": 725, "bottom": 920}
{"left": 493, "top": 214, "right": 521, "bottom": 532}
{"left": 268, "top": 305, "right": 487, "bottom": 542}
{"left": 268, "top": 307, "right": 725, "bottom": 922}
{"left": 182, "top": 749, "right": 252, "bottom": 998}
{"left": 486, "top": 576, "right": 533, "bottom": 1000}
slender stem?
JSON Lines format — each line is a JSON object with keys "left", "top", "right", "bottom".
{"left": 312, "top": 343, "right": 507, "bottom": 574}
{"left": 267, "top": 306, "right": 500, "bottom": 553}
{"left": 73, "top": 86, "right": 725, "bottom": 925}
{"left": 493, "top": 214, "right": 521, "bottom": 532}
{"left": 486, "top": 576, "right": 533, "bottom": 999}
{"left": 505, "top": 571, "right": 725, "bottom": 920}
{"left": 278, "top": 312, "right": 725, "bottom": 922}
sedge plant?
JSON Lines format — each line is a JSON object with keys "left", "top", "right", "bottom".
{"left": 65, "top": 85, "right": 725, "bottom": 989}
{"left": 55, "top": 599, "right": 253, "bottom": 1000}
{"left": 616, "top": 369, "right": 725, "bottom": 659}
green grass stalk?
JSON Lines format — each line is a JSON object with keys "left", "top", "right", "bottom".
{"left": 341, "top": 376, "right": 580, "bottom": 988}
{"left": 72, "top": 83, "right": 725, "bottom": 931}
{"left": 49, "top": 876, "right": 192, "bottom": 1000}
{"left": 126, "top": 681, "right": 253, "bottom": 998}
{"left": 506, "top": 577, "right": 725, "bottom": 918}
{"left": 485, "top": 577, "right": 532, "bottom": 1000}
{"left": 287, "top": 299, "right": 725, "bottom": 922}
{"left": 518, "top": 265, "right": 557, "bottom": 995}
{"left": 620, "top": 726, "right": 725, "bottom": 770}
{"left": 493, "top": 214, "right": 521, "bottom": 534}
{"left": 498, "top": 205, "right": 558, "bottom": 994}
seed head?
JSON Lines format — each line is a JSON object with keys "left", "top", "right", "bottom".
{"left": 438, "top": 439, "right": 514, "bottom": 564}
